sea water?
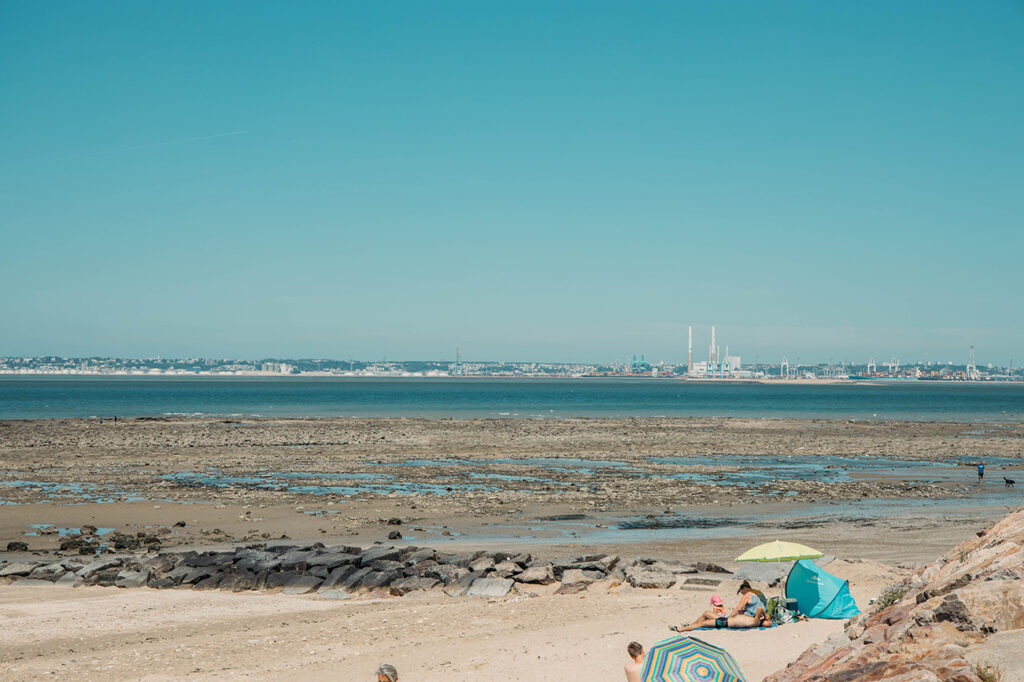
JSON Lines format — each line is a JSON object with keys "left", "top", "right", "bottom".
{"left": 1, "top": 376, "right": 1024, "bottom": 421}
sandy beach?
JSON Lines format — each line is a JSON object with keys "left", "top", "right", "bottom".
{"left": 0, "top": 559, "right": 899, "bottom": 681}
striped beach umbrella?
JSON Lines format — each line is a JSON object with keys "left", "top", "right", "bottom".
{"left": 641, "top": 635, "right": 747, "bottom": 682}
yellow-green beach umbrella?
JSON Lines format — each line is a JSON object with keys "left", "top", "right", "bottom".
{"left": 735, "top": 541, "right": 824, "bottom": 598}
{"left": 735, "top": 540, "right": 823, "bottom": 563}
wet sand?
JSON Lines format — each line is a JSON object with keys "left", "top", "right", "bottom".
{"left": 2, "top": 416, "right": 1022, "bottom": 561}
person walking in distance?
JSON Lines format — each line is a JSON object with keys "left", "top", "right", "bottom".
{"left": 978, "top": 461, "right": 986, "bottom": 484}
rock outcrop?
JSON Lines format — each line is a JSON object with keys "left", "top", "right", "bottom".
{"left": 766, "top": 508, "right": 1024, "bottom": 682}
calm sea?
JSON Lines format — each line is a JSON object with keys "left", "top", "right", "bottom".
{"left": 1, "top": 377, "right": 1024, "bottom": 421}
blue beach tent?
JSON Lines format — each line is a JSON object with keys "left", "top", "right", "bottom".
{"left": 784, "top": 559, "right": 860, "bottom": 619}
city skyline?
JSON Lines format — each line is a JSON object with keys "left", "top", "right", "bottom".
{"left": 3, "top": 2, "right": 1023, "bottom": 362}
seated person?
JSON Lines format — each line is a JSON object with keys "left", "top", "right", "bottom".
{"left": 672, "top": 581, "right": 769, "bottom": 631}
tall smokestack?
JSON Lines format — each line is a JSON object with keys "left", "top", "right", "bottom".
{"left": 710, "top": 326, "right": 716, "bottom": 364}
{"left": 688, "top": 324, "right": 693, "bottom": 375}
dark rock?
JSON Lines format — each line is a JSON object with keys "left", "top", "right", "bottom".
{"left": 115, "top": 569, "right": 151, "bottom": 588}
{"left": 370, "top": 559, "right": 404, "bottom": 573}
{"left": 404, "top": 548, "right": 436, "bottom": 565}
{"left": 111, "top": 533, "right": 141, "bottom": 551}
{"left": 173, "top": 520, "right": 187, "bottom": 527}
{"left": 386, "top": 518, "right": 402, "bottom": 525}
{"left": 144, "top": 555, "right": 178, "bottom": 574}
{"left": 92, "top": 568, "right": 122, "bottom": 587}
{"left": 164, "top": 565, "right": 193, "bottom": 586}
{"left": 933, "top": 594, "right": 975, "bottom": 630}
{"left": 29, "top": 563, "right": 66, "bottom": 581}
{"left": 325, "top": 545, "right": 362, "bottom": 555}
{"left": 491, "top": 561, "right": 522, "bottom": 578}
{"left": 387, "top": 530, "right": 403, "bottom": 540}
{"left": 306, "top": 552, "right": 359, "bottom": 569}
{"left": 185, "top": 552, "right": 233, "bottom": 568}
{"left": 467, "top": 577, "right": 513, "bottom": 597}
{"left": 76, "top": 558, "right": 122, "bottom": 578}
{"left": 405, "top": 560, "right": 438, "bottom": 577}
{"left": 390, "top": 576, "right": 439, "bottom": 595}
{"left": 624, "top": 565, "right": 676, "bottom": 589}
{"left": 193, "top": 574, "right": 222, "bottom": 590}
{"left": 358, "top": 546, "right": 403, "bottom": 565}
{"left": 182, "top": 566, "right": 219, "bottom": 584}
{"left": 148, "top": 577, "right": 176, "bottom": 589}
{"left": 319, "top": 565, "right": 358, "bottom": 591}
{"left": 278, "top": 550, "right": 318, "bottom": 570}
{"left": 339, "top": 567, "right": 373, "bottom": 591}
{"left": 77, "top": 544, "right": 99, "bottom": 555}
{"left": 517, "top": 565, "right": 556, "bottom": 584}
{"left": 65, "top": 536, "right": 90, "bottom": 552}
{"left": 0, "top": 562, "right": 37, "bottom": 577}
{"left": 234, "top": 551, "right": 279, "bottom": 572}
{"left": 360, "top": 569, "right": 402, "bottom": 589}
{"left": 226, "top": 569, "right": 259, "bottom": 592}
{"left": 6, "top": 541, "right": 29, "bottom": 552}
{"left": 423, "top": 564, "right": 470, "bottom": 585}
{"left": 436, "top": 552, "right": 482, "bottom": 568}
{"left": 696, "top": 561, "right": 733, "bottom": 574}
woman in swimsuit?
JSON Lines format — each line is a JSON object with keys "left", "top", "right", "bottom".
{"left": 672, "top": 581, "right": 768, "bottom": 632}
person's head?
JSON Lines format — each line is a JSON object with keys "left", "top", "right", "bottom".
{"left": 737, "top": 580, "right": 752, "bottom": 594}
{"left": 377, "top": 664, "right": 398, "bottom": 682}
{"left": 711, "top": 594, "right": 724, "bottom": 607}
{"left": 627, "top": 641, "right": 643, "bottom": 662}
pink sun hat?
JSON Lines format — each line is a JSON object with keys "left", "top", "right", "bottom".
{"left": 710, "top": 595, "right": 724, "bottom": 606}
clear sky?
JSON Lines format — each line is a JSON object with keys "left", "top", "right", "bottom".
{"left": 2, "top": 2, "right": 1022, "bottom": 365}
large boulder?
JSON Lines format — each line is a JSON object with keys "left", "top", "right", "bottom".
{"left": 517, "top": 565, "right": 556, "bottom": 585}
{"left": 423, "top": 564, "right": 470, "bottom": 585}
{"left": 115, "top": 569, "right": 151, "bottom": 588}
{"left": 0, "top": 562, "right": 38, "bottom": 577}
{"left": 306, "top": 552, "right": 359, "bottom": 569}
{"left": 76, "top": 558, "right": 123, "bottom": 579}
{"left": 30, "top": 563, "right": 67, "bottom": 581}
{"left": 443, "top": 570, "right": 484, "bottom": 597}
{"left": 318, "top": 564, "right": 359, "bottom": 591}
{"left": 339, "top": 567, "right": 373, "bottom": 591}
{"left": 561, "top": 569, "right": 598, "bottom": 585}
{"left": 624, "top": 564, "right": 676, "bottom": 589}
{"left": 360, "top": 569, "right": 403, "bottom": 590}
{"left": 358, "top": 546, "right": 403, "bottom": 566}
{"left": 466, "top": 577, "right": 513, "bottom": 598}
{"left": 389, "top": 576, "right": 439, "bottom": 596}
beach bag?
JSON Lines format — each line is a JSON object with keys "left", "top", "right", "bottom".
{"left": 774, "top": 607, "right": 797, "bottom": 624}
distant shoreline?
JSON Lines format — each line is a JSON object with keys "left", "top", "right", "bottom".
{"left": 0, "top": 372, "right": 1017, "bottom": 386}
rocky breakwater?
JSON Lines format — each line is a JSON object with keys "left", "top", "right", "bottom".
{"left": 0, "top": 543, "right": 731, "bottom": 599}
{"left": 767, "top": 508, "right": 1024, "bottom": 682}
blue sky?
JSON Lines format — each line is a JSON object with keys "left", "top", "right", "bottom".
{"left": 2, "top": 2, "right": 1022, "bottom": 365}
